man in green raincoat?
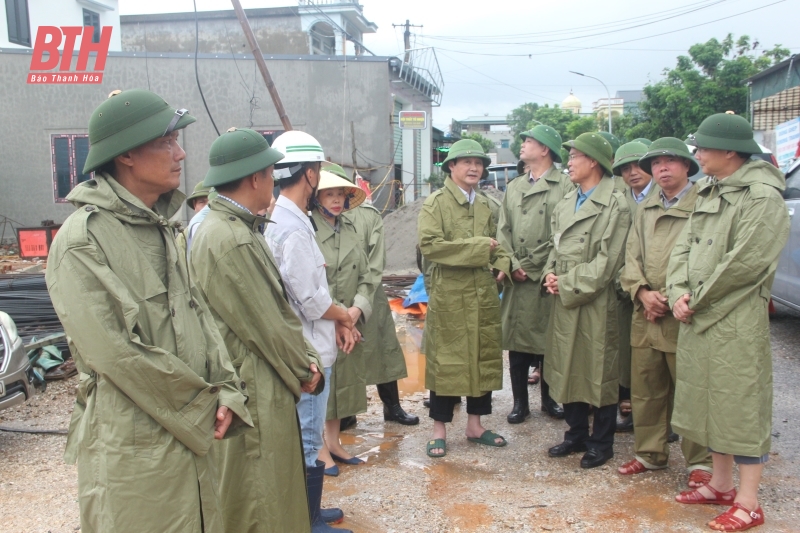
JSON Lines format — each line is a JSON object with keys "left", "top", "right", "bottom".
{"left": 497, "top": 125, "right": 572, "bottom": 424}
{"left": 611, "top": 141, "right": 655, "bottom": 432}
{"left": 190, "top": 128, "right": 332, "bottom": 533}
{"left": 176, "top": 181, "right": 212, "bottom": 255}
{"left": 45, "top": 89, "right": 252, "bottom": 533}
{"left": 326, "top": 163, "right": 417, "bottom": 426}
{"left": 618, "top": 137, "right": 712, "bottom": 484}
{"left": 418, "top": 139, "right": 513, "bottom": 458}
{"left": 668, "top": 113, "right": 789, "bottom": 531}
{"left": 542, "top": 132, "right": 630, "bottom": 469}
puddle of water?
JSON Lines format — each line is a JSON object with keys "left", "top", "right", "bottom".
{"left": 338, "top": 434, "right": 366, "bottom": 446}
{"left": 396, "top": 317, "right": 427, "bottom": 396}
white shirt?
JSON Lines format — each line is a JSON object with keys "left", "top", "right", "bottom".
{"left": 266, "top": 196, "right": 338, "bottom": 368}
{"left": 457, "top": 184, "right": 476, "bottom": 204}
{"left": 185, "top": 204, "right": 210, "bottom": 259}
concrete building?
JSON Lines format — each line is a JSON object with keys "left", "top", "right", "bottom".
{"left": 452, "top": 115, "right": 516, "bottom": 164}
{"left": 1, "top": 0, "right": 122, "bottom": 51}
{"left": 0, "top": 3, "right": 441, "bottom": 229}
{"left": 617, "top": 89, "right": 645, "bottom": 116}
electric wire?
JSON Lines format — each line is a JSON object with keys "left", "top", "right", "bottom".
{"left": 193, "top": 0, "right": 220, "bottom": 136}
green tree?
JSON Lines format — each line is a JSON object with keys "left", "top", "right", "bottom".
{"left": 636, "top": 34, "right": 789, "bottom": 139}
{"left": 462, "top": 132, "right": 495, "bottom": 154}
{"left": 507, "top": 103, "right": 579, "bottom": 156}
{"left": 566, "top": 116, "right": 597, "bottom": 140}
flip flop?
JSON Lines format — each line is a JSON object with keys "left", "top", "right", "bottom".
{"left": 467, "top": 430, "right": 507, "bottom": 447}
{"left": 426, "top": 438, "right": 446, "bottom": 458}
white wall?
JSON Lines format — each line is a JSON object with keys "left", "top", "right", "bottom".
{"left": 1, "top": 0, "right": 121, "bottom": 50}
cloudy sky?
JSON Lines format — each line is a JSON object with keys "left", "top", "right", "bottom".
{"left": 119, "top": 0, "right": 799, "bottom": 131}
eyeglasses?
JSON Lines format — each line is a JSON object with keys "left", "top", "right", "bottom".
{"left": 568, "top": 153, "right": 587, "bottom": 161}
{"left": 164, "top": 108, "right": 188, "bottom": 136}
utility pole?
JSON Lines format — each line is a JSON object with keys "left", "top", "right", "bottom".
{"left": 230, "top": 0, "right": 292, "bottom": 131}
{"left": 392, "top": 19, "right": 422, "bottom": 63}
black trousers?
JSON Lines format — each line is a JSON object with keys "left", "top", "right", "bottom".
{"left": 428, "top": 391, "right": 492, "bottom": 423}
{"left": 563, "top": 402, "right": 616, "bottom": 453}
{"left": 508, "top": 350, "right": 553, "bottom": 400}
{"left": 377, "top": 381, "right": 400, "bottom": 406}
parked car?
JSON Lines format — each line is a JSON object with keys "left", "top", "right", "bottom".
{"left": 771, "top": 158, "right": 800, "bottom": 311}
{"left": 0, "top": 311, "right": 38, "bottom": 411}
{"left": 481, "top": 163, "right": 519, "bottom": 191}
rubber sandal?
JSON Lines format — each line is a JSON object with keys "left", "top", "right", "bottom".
{"left": 618, "top": 458, "right": 650, "bottom": 475}
{"left": 467, "top": 430, "right": 507, "bottom": 447}
{"left": 676, "top": 485, "right": 736, "bottom": 505}
{"left": 688, "top": 469, "right": 713, "bottom": 488}
{"left": 528, "top": 368, "right": 540, "bottom": 385}
{"left": 709, "top": 503, "right": 764, "bottom": 531}
{"left": 426, "top": 438, "right": 446, "bottom": 458}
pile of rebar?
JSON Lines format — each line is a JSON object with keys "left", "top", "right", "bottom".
{"left": 0, "top": 273, "right": 66, "bottom": 349}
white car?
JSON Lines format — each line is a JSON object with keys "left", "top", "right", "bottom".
{"left": 0, "top": 311, "right": 38, "bottom": 411}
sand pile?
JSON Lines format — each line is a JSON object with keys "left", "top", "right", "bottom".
{"left": 383, "top": 198, "right": 426, "bottom": 275}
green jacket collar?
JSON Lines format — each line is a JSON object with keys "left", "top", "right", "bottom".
{"left": 209, "top": 197, "right": 269, "bottom": 233}
{"left": 697, "top": 159, "right": 785, "bottom": 196}
{"left": 66, "top": 172, "right": 184, "bottom": 225}
{"left": 443, "top": 176, "right": 473, "bottom": 206}
{"left": 641, "top": 182, "right": 697, "bottom": 215}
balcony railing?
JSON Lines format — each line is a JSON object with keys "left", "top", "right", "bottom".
{"left": 390, "top": 47, "right": 444, "bottom": 107}
{"left": 299, "top": 0, "right": 359, "bottom": 5}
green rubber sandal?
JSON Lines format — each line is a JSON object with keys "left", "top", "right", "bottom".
{"left": 467, "top": 430, "right": 507, "bottom": 447}
{"left": 426, "top": 438, "right": 446, "bottom": 458}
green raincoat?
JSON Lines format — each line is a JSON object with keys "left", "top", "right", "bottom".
{"left": 621, "top": 183, "right": 697, "bottom": 353}
{"left": 613, "top": 175, "right": 657, "bottom": 388}
{"left": 312, "top": 210, "right": 374, "bottom": 419}
{"left": 418, "top": 178, "right": 513, "bottom": 396}
{"left": 497, "top": 167, "right": 574, "bottom": 354}
{"left": 190, "top": 199, "right": 324, "bottom": 533}
{"left": 344, "top": 204, "right": 408, "bottom": 385}
{"left": 667, "top": 160, "right": 789, "bottom": 457}
{"left": 45, "top": 175, "right": 252, "bottom": 533}
{"left": 543, "top": 176, "right": 631, "bottom": 407}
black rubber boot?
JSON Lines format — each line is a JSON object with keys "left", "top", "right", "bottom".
{"left": 378, "top": 381, "right": 420, "bottom": 425}
{"left": 307, "top": 460, "right": 352, "bottom": 533}
{"left": 540, "top": 376, "right": 564, "bottom": 419}
{"left": 507, "top": 366, "right": 531, "bottom": 424}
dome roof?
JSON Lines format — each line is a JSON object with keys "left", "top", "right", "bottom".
{"left": 562, "top": 90, "right": 581, "bottom": 108}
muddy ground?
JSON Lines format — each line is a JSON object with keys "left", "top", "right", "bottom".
{"left": 2, "top": 305, "right": 799, "bottom": 533}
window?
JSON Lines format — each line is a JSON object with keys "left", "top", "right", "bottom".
{"left": 82, "top": 9, "right": 100, "bottom": 43}
{"left": 5, "top": 0, "right": 31, "bottom": 47}
{"left": 500, "top": 139, "right": 510, "bottom": 149}
{"left": 52, "top": 135, "right": 92, "bottom": 202}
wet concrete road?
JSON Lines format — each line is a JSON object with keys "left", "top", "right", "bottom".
{"left": 323, "top": 307, "right": 800, "bottom": 532}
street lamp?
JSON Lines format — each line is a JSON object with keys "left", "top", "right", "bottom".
{"left": 569, "top": 71, "right": 612, "bottom": 135}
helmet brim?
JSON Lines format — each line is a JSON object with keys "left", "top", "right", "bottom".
{"left": 203, "top": 146, "right": 284, "bottom": 187}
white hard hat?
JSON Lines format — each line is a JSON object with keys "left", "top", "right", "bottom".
{"left": 271, "top": 130, "right": 325, "bottom": 180}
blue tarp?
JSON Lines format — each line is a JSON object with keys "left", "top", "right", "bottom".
{"left": 403, "top": 274, "right": 428, "bottom": 307}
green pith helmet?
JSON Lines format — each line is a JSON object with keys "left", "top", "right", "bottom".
{"left": 632, "top": 138, "right": 652, "bottom": 147}
{"left": 563, "top": 132, "right": 614, "bottom": 176}
{"left": 598, "top": 131, "right": 621, "bottom": 154}
{"left": 639, "top": 137, "right": 700, "bottom": 176}
{"left": 687, "top": 112, "right": 761, "bottom": 154}
{"left": 203, "top": 128, "right": 284, "bottom": 187}
{"left": 612, "top": 142, "right": 649, "bottom": 176}
{"left": 186, "top": 181, "right": 212, "bottom": 210}
{"left": 520, "top": 124, "right": 563, "bottom": 163}
{"left": 83, "top": 89, "right": 196, "bottom": 174}
{"left": 322, "top": 162, "right": 352, "bottom": 183}
{"left": 442, "top": 139, "right": 491, "bottom": 179}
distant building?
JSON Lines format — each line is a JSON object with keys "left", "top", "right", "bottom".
{"left": 1, "top": 0, "right": 122, "bottom": 51}
{"left": 746, "top": 55, "right": 800, "bottom": 162}
{"left": 616, "top": 90, "right": 645, "bottom": 116}
{"left": 562, "top": 91, "right": 581, "bottom": 114}
{"left": 452, "top": 115, "right": 516, "bottom": 163}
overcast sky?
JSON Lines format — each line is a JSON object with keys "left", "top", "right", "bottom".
{"left": 119, "top": 0, "right": 799, "bottom": 131}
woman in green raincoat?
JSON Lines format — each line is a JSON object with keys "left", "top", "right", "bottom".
{"left": 312, "top": 171, "right": 372, "bottom": 466}
{"left": 668, "top": 114, "right": 789, "bottom": 532}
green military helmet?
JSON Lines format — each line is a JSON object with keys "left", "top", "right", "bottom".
{"left": 639, "top": 137, "right": 700, "bottom": 176}
{"left": 598, "top": 131, "right": 621, "bottom": 154}
{"left": 562, "top": 132, "right": 614, "bottom": 176}
{"left": 322, "top": 162, "right": 352, "bottom": 183}
{"left": 632, "top": 138, "right": 652, "bottom": 147}
{"left": 687, "top": 112, "right": 761, "bottom": 154}
{"left": 83, "top": 89, "right": 196, "bottom": 174}
{"left": 612, "top": 142, "right": 649, "bottom": 176}
{"left": 203, "top": 128, "right": 284, "bottom": 187}
{"left": 520, "top": 124, "right": 563, "bottom": 163}
{"left": 441, "top": 139, "right": 491, "bottom": 179}
{"left": 186, "top": 181, "right": 212, "bottom": 210}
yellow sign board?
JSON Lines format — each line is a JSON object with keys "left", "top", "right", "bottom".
{"left": 399, "top": 111, "right": 427, "bottom": 130}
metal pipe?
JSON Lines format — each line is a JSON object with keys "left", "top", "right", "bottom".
{"left": 230, "top": 0, "right": 293, "bottom": 131}
{"left": 570, "top": 71, "right": 612, "bottom": 134}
